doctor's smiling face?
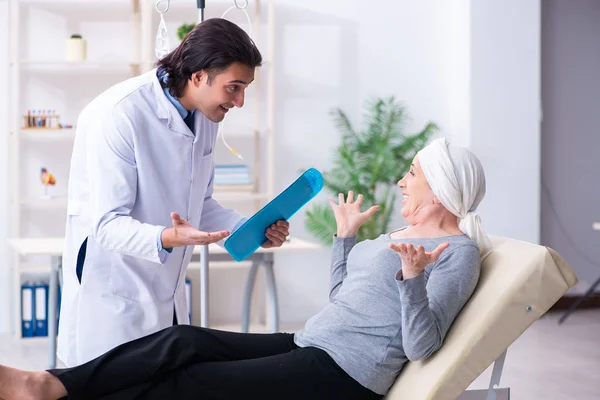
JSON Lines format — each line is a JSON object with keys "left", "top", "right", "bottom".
{"left": 183, "top": 62, "right": 255, "bottom": 123}
{"left": 155, "top": 17, "right": 262, "bottom": 123}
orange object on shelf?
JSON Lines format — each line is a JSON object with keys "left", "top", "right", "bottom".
{"left": 41, "top": 167, "right": 56, "bottom": 186}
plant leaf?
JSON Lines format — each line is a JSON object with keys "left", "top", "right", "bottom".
{"left": 304, "top": 204, "right": 337, "bottom": 246}
{"left": 304, "top": 97, "right": 438, "bottom": 245}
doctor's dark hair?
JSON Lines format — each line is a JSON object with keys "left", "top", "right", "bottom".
{"left": 156, "top": 18, "right": 262, "bottom": 99}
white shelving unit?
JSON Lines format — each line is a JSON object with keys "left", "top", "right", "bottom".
{"left": 5, "top": 0, "right": 145, "bottom": 340}
{"left": 20, "top": 195, "right": 68, "bottom": 210}
{"left": 7, "top": 0, "right": 144, "bottom": 241}
{"left": 6, "top": 0, "right": 277, "bottom": 338}
{"left": 20, "top": 128, "right": 76, "bottom": 141}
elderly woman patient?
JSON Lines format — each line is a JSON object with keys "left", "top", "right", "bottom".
{"left": 0, "top": 137, "right": 492, "bottom": 400}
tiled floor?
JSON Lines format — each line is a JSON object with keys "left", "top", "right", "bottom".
{"left": 1, "top": 310, "right": 599, "bottom": 399}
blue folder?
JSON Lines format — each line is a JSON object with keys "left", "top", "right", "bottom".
{"left": 224, "top": 168, "right": 324, "bottom": 262}
{"left": 21, "top": 283, "right": 35, "bottom": 338}
{"left": 33, "top": 282, "right": 49, "bottom": 337}
{"left": 185, "top": 278, "right": 192, "bottom": 321}
{"left": 57, "top": 283, "right": 62, "bottom": 335}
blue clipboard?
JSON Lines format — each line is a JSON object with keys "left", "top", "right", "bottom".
{"left": 224, "top": 168, "right": 324, "bottom": 261}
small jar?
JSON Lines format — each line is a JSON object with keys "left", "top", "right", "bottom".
{"left": 66, "top": 34, "right": 87, "bottom": 62}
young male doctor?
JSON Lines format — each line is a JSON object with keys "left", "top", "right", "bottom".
{"left": 57, "top": 18, "right": 290, "bottom": 367}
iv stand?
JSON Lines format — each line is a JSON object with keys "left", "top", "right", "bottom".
{"left": 196, "top": 0, "right": 209, "bottom": 330}
{"left": 197, "top": 0, "right": 205, "bottom": 23}
{"left": 158, "top": 0, "right": 249, "bottom": 330}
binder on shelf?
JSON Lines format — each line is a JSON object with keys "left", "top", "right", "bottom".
{"left": 33, "top": 282, "right": 49, "bottom": 337}
{"left": 57, "top": 283, "right": 62, "bottom": 335}
{"left": 185, "top": 278, "right": 192, "bottom": 321}
{"left": 21, "top": 283, "right": 35, "bottom": 338}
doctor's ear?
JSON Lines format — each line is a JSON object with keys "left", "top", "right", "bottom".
{"left": 191, "top": 72, "right": 204, "bottom": 85}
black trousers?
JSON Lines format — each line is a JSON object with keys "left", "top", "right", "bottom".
{"left": 49, "top": 325, "right": 383, "bottom": 400}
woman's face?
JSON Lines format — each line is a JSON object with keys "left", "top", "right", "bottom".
{"left": 397, "top": 156, "right": 437, "bottom": 221}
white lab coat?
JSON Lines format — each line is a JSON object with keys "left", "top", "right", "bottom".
{"left": 57, "top": 69, "right": 243, "bottom": 367}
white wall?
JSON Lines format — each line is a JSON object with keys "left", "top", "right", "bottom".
{"left": 272, "top": 0, "right": 459, "bottom": 324}
{"left": 0, "top": 0, "right": 137, "bottom": 335}
{"left": 0, "top": 0, "right": 543, "bottom": 332}
{"left": 0, "top": 0, "right": 9, "bottom": 335}
{"left": 470, "top": 0, "right": 541, "bottom": 244}
{"left": 272, "top": 0, "right": 541, "bottom": 324}
{"left": 541, "top": 0, "right": 600, "bottom": 293}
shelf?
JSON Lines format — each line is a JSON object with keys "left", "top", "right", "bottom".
{"left": 17, "top": 262, "right": 52, "bottom": 272}
{"left": 162, "top": 0, "right": 258, "bottom": 21}
{"left": 19, "top": 60, "right": 140, "bottom": 74}
{"left": 20, "top": 128, "right": 75, "bottom": 141}
{"left": 18, "top": 0, "right": 137, "bottom": 22}
{"left": 188, "top": 261, "right": 253, "bottom": 270}
{"left": 214, "top": 184, "right": 253, "bottom": 192}
{"left": 14, "top": 336, "right": 51, "bottom": 344}
{"left": 213, "top": 190, "right": 271, "bottom": 202}
{"left": 16, "top": 261, "right": 253, "bottom": 272}
{"left": 20, "top": 195, "right": 67, "bottom": 210}
{"left": 18, "top": 192, "right": 268, "bottom": 210}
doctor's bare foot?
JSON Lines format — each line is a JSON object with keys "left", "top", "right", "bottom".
{"left": 0, "top": 365, "right": 67, "bottom": 400}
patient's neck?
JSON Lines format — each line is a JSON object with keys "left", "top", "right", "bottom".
{"left": 405, "top": 207, "right": 462, "bottom": 237}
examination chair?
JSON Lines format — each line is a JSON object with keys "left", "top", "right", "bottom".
{"left": 386, "top": 235, "right": 578, "bottom": 400}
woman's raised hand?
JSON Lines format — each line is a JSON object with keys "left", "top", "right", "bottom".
{"left": 329, "top": 191, "right": 380, "bottom": 237}
{"left": 389, "top": 242, "right": 450, "bottom": 279}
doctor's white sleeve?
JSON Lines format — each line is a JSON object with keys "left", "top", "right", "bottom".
{"left": 86, "top": 109, "right": 166, "bottom": 264}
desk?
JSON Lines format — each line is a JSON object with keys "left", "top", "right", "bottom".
{"left": 7, "top": 237, "right": 320, "bottom": 368}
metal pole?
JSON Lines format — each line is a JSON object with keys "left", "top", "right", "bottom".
{"left": 241, "top": 262, "right": 260, "bottom": 332}
{"left": 199, "top": 245, "right": 209, "bottom": 327}
{"left": 197, "top": 0, "right": 205, "bottom": 23}
{"left": 558, "top": 275, "right": 600, "bottom": 324}
{"left": 486, "top": 350, "right": 507, "bottom": 400}
{"left": 48, "top": 256, "right": 61, "bottom": 369}
{"left": 197, "top": 0, "right": 208, "bottom": 329}
{"left": 263, "top": 254, "right": 279, "bottom": 332}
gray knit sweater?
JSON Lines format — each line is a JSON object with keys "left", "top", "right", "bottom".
{"left": 294, "top": 231, "right": 481, "bottom": 395}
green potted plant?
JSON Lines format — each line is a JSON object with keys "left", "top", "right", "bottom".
{"left": 305, "top": 96, "right": 438, "bottom": 245}
{"left": 177, "top": 23, "right": 196, "bottom": 41}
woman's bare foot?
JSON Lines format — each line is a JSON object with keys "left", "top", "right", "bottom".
{"left": 0, "top": 365, "right": 67, "bottom": 400}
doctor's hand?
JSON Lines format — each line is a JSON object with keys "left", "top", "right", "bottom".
{"left": 261, "top": 220, "right": 290, "bottom": 248}
{"left": 329, "top": 191, "right": 380, "bottom": 238}
{"left": 161, "top": 212, "right": 230, "bottom": 248}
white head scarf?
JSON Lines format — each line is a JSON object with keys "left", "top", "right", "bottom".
{"left": 417, "top": 137, "right": 492, "bottom": 260}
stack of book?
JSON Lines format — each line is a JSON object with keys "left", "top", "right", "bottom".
{"left": 214, "top": 164, "right": 252, "bottom": 191}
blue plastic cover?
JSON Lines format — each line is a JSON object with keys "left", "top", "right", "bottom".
{"left": 224, "top": 168, "right": 324, "bottom": 261}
